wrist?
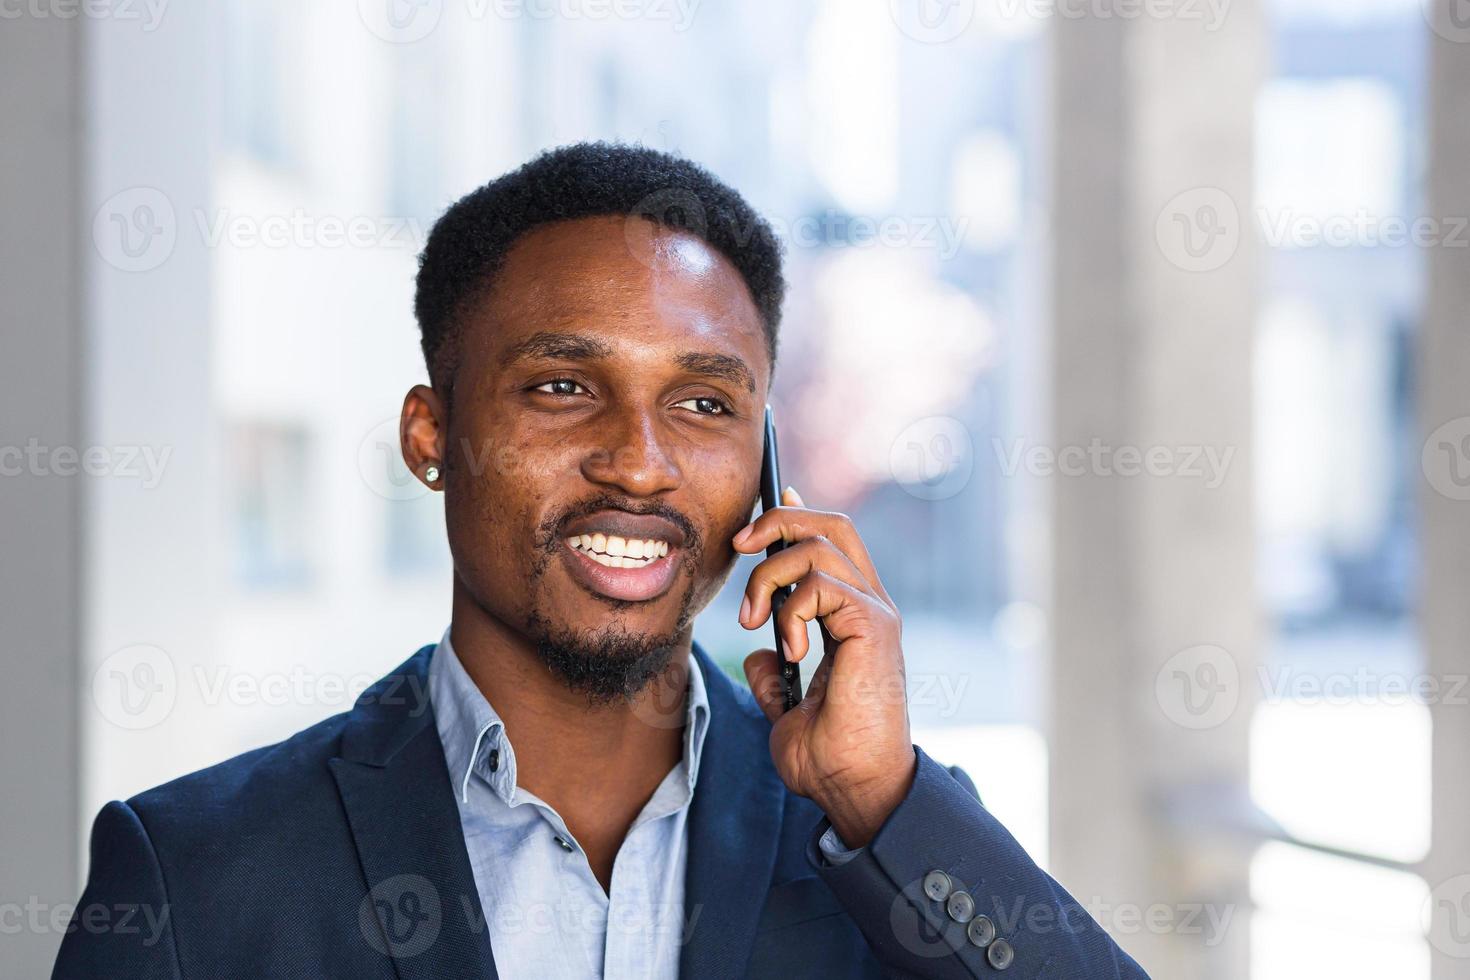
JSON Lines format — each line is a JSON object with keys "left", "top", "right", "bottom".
{"left": 814, "top": 747, "right": 918, "bottom": 848}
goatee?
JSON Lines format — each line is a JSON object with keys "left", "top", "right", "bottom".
{"left": 524, "top": 608, "right": 688, "bottom": 706}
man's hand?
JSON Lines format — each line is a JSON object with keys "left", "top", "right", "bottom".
{"left": 735, "top": 487, "right": 917, "bottom": 848}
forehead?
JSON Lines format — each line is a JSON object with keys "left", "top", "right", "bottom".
{"left": 473, "top": 215, "right": 768, "bottom": 369}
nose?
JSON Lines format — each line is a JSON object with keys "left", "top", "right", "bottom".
{"left": 579, "top": 409, "right": 683, "bottom": 497}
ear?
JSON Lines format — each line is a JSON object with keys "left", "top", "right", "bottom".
{"left": 400, "top": 384, "right": 447, "bottom": 489}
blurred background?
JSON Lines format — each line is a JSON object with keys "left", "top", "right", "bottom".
{"left": 4, "top": 0, "right": 1470, "bottom": 976}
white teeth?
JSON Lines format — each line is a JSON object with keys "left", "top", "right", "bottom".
{"left": 566, "top": 533, "right": 672, "bottom": 568}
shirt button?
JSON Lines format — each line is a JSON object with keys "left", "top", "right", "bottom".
{"left": 922, "top": 870, "right": 953, "bottom": 902}
{"left": 987, "top": 937, "right": 1015, "bottom": 970}
{"left": 966, "top": 915, "right": 996, "bottom": 948}
{"left": 945, "top": 890, "right": 975, "bottom": 923}
{"left": 488, "top": 748, "right": 500, "bottom": 773}
{"left": 553, "top": 835, "right": 574, "bottom": 852}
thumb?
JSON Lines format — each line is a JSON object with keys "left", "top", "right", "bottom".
{"left": 742, "top": 648, "right": 785, "bottom": 724}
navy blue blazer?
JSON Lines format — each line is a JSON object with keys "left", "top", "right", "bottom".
{"left": 54, "top": 642, "right": 1147, "bottom": 979}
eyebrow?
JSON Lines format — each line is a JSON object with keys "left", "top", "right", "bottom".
{"left": 500, "top": 330, "right": 757, "bottom": 393}
{"left": 675, "top": 351, "right": 757, "bottom": 393}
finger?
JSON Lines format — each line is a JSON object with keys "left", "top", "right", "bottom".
{"left": 774, "top": 570, "right": 888, "bottom": 662}
{"left": 781, "top": 486, "right": 804, "bottom": 507}
{"left": 738, "top": 537, "right": 873, "bottom": 629}
{"left": 732, "top": 503, "right": 893, "bottom": 608}
{"left": 742, "top": 648, "right": 785, "bottom": 724}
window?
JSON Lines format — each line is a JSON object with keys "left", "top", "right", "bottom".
{"left": 227, "top": 421, "right": 314, "bottom": 590}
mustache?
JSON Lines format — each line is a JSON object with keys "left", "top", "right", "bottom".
{"left": 535, "top": 491, "right": 703, "bottom": 560}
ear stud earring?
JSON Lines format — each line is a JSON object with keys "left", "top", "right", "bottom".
{"left": 425, "top": 465, "right": 441, "bottom": 484}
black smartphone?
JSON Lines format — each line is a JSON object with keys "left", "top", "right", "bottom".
{"left": 761, "top": 405, "right": 802, "bottom": 711}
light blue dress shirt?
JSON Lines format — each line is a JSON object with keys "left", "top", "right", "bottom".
{"left": 428, "top": 628, "right": 857, "bottom": 978}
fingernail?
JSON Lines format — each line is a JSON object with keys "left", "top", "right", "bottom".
{"left": 780, "top": 639, "right": 793, "bottom": 662}
{"left": 738, "top": 594, "right": 751, "bottom": 626}
{"left": 733, "top": 523, "right": 753, "bottom": 546}
{"left": 784, "top": 485, "right": 804, "bottom": 507}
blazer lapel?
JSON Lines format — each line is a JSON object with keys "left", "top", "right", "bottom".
{"left": 680, "top": 642, "right": 789, "bottom": 980}
{"left": 329, "top": 645, "right": 498, "bottom": 980}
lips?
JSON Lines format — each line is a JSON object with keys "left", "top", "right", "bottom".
{"left": 556, "top": 509, "right": 687, "bottom": 603}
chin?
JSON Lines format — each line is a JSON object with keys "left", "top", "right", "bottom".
{"left": 523, "top": 604, "right": 685, "bottom": 705}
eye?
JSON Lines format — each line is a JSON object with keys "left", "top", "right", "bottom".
{"left": 534, "top": 378, "right": 587, "bottom": 397}
{"left": 674, "top": 396, "right": 730, "bottom": 416}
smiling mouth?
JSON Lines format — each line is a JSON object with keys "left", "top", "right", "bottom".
{"left": 558, "top": 533, "right": 681, "bottom": 603}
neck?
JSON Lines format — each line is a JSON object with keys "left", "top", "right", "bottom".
{"left": 446, "top": 577, "right": 692, "bottom": 811}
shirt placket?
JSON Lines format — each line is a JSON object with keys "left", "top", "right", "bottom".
{"left": 477, "top": 734, "right": 611, "bottom": 977}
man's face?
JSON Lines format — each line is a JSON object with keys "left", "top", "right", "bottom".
{"left": 438, "top": 215, "right": 769, "bottom": 698}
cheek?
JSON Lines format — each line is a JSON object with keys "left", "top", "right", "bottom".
{"left": 454, "top": 425, "right": 570, "bottom": 503}
{"left": 693, "top": 453, "right": 760, "bottom": 562}
{"left": 445, "top": 428, "right": 572, "bottom": 564}
{"left": 488, "top": 439, "right": 566, "bottom": 513}
{"left": 683, "top": 459, "right": 758, "bottom": 613}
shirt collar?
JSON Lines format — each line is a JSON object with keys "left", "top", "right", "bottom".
{"left": 427, "top": 626, "right": 712, "bottom": 807}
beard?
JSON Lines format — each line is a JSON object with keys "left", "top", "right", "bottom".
{"left": 524, "top": 595, "right": 693, "bottom": 706}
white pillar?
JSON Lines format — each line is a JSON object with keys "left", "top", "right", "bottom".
{"left": 1050, "top": 4, "right": 1265, "bottom": 976}
{"left": 0, "top": 12, "right": 83, "bottom": 976}
{"left": 1422, "top": 6, "right": 1470, "bottom": 978}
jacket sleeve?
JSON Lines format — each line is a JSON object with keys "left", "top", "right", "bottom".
{"left": 805, "top": 746, "right": 1150, "bottom": 979}
{"left": 52, "top": 801, "right": 182, "bottom": 980}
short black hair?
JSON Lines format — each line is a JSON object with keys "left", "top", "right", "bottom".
{"left": 414, "top": 142, "right": 786, "bottom": 400}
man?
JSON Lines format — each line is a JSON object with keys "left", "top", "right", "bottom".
{"left": 55, "top": 144, "right": 1147, "bottom": 979}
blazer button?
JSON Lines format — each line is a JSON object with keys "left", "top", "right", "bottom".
{"left": 966, "top": 915, "right": 996, "bottom": 948}
{"left": 987, "top": 938, "right": 1015, "bottom": 970}
{"left": 922, "top": 870, "right": 953, "bottom": 902}
{"left": 945, "top": 890, "right": 975, "bottom": 923}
